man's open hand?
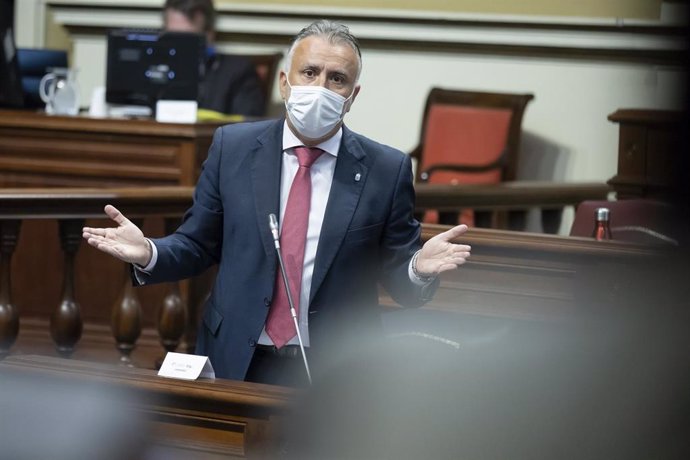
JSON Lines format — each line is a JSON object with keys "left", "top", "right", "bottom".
{"left": 416, "top": 224, "right": 471, "bottom": 276}
{"left": 82, "top": 205, "right": 151, "bottom": 266}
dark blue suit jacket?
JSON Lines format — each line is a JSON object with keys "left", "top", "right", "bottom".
{"left": 138, "top": 119, "right": 437, "bottom": 380}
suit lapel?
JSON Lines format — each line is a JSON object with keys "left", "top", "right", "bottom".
{"left": 310, "top": 126, "right": 370, "bottom": 303}
{"left": 251, "top": 120, "right": 283, "bottom": 263}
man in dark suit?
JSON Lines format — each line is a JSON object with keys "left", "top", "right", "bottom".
{"left": 163, "top": 0, "right": 265, "bottom": 116}
{"left": 83, "top": 19, "right": 471, "bottom": 386}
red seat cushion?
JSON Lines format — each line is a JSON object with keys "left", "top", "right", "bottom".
{"left": 420, "top": 104, "right": 512, "bottom": 225}
{"left": 420, "top": 104, "right": 512, "bottom": 185}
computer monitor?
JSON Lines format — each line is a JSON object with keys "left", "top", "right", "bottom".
{"left": 106, "top": 30, "right": 205, "bottom": 109}
{"left": 16, "top": 48, "right": 68, "bottom": 109}
{"left": 0, "top": 23, "right": 24, "bottom": 108}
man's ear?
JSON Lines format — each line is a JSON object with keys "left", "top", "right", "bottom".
{"left": 352, "top": 85, "right": 361, "bottom": 102}
{"left": 278, "top": 71, "right": 288, "bottom": 101}
{"left": 345, "top": 85, "right": 361, "bottom": 113}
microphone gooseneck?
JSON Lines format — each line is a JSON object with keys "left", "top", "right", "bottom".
{"left": 267, "top": 213, "right": 312, "bottom": 385}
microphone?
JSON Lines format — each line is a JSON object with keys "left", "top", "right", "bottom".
{"left": 268, "top": 213, "right": 280, "bottom": 248}
{"left": 267, "top": 213, "right": 312, "bottom": 385}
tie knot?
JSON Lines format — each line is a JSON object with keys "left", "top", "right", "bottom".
{"left": 294, "top": 146, "right": 324, "bottom": 168}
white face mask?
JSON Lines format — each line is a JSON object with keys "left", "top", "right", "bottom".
{"left": 285, "top": 80, "right": 354, "bottom": 139}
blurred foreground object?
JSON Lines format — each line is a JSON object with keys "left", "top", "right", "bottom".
{"left": 0, "top": 364, "right": 148, "bottom": 460}
{"left": 0, "top": 355, "right": 293, "bottom": 459}
{"left": 283, "top": 250, "right": 690, "bottom": 460}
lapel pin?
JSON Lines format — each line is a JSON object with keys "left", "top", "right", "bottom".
{"left": 354, "top": 173, "right": 361, "bottom": 182}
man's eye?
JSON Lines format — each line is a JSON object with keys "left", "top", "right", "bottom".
{"left": 304, "top": 70, "right": 315, "bottom": 77}
{"left": 331, "top": 73, "right": 347, "bottom": 83}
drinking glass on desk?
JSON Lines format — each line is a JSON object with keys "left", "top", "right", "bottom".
{"left": 39, "top": 67, "right": 80, "bottom": 116}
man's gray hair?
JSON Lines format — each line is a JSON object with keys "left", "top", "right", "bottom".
{"left": 285, "top": 19, "right": 362, "bottom": 81}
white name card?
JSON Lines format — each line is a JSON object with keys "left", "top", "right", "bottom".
{"left": 155, "top": 100, "right": 198, "bottom": 123}
{"left": 158, "top": 352, "right": 215, "bottom": 380}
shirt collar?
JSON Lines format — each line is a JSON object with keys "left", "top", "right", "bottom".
{"left": 282, "top": 120, "right": 341, "bottom": 158}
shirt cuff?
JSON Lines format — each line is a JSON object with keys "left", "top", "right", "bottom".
{"left": 408, "top": 249, "right": 436, "bottom": 286}
{"left": 132, "top": 239, "right": 158, "bottom": 284}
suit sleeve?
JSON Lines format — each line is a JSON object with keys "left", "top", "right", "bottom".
{"left": 379, "top": 154, "right": 440, "bottom": 307}
{"left": 134, "top": 127, "right": 225, "bottom": 284}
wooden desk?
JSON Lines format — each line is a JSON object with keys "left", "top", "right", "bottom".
{"left": 0, "top": 109, "right": 221, "bottom": 187}
{"left": 382, "top": 224, "right": 667, "bottom": 321}
{"left": 0, "top": 354, "right": 293, "bottom": 458}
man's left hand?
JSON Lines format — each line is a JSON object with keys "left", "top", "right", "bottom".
{"left": 416, "top": 224, "right": 471, "bottom": 276}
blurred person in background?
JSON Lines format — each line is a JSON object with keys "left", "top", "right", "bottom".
{"left": 163, "top": 0, "right": 265, "bottom": 116}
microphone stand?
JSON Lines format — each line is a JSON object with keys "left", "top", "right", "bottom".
{"left": 268, "top": 214, "right": 312, "bottom": 385}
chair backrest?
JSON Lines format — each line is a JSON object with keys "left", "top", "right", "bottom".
{"left": 570, "top": 199, "right": 685, "bottom": 246}
{"left": 413, "top": 88, "right": 534, "bottom": 185}
{"left": 244, "top": 52, "right": 283, "bottom": 112}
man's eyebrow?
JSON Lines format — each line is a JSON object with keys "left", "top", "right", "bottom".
{"left": 328, "top": 70, "right": 349, "bottom": 80}
{"left": 301, "top": 63, "right": 322, "bottom": 71}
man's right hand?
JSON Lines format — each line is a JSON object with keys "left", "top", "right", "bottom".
{"left": 82, "top": 205, "right": 152, "bottom": 267}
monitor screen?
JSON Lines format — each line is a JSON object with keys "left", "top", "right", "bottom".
{"left": 16, "top": 48, "right": 68, "bottom": 109}
{"left": 106, "top": 30, "right": 205, "bottom": 108}
{"left": 0, "top": 23, "right": 24, "bottom": 109}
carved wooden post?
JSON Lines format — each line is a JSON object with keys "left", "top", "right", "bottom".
{"left": 50, "top": 219, "right": 84, "bottom": 357}
{"left": 111, "top": 219, "right": 142, "bottom": 366}
{"left": 157, "top": 282, "right": 187, "bottom": 366}
{"left": 0, "top": 220, "right": 21, "bottom": 359}
{"left": 156, "top": 217, "right": 187, "bottom": 367}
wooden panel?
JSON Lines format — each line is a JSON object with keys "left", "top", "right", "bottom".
{"left": 148, "top": 410, "right": 247, "bottom": 457}
{"left": 383, "top": 224, "right": 663, "bottom": 320}
{"left": 0, "top": 110, "right": 220, "bottom": 187}
{"left": 616, "top": 124, "right": 647, "bottom": 180}
{"left": 646, "top": 126, "right": 682, "bottom": 187}
{"left": 0, "top": 133, "right": 182, "bottom": 184}
{"left": 430, "top": 258, "right": 575, "bottom": 320}
{"left": 607, "top": 109, "right": 686, "bottom": 200}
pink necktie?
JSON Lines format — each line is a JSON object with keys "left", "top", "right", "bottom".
{"left": 266, "top": 146, "right": 324, "bottom": 348}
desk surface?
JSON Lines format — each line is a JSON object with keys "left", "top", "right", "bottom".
{"left": 0, "top": 354, "right": 293, "bottom": 407}
{"left": 0, "top": 109, "right": 227, "bottom": 138}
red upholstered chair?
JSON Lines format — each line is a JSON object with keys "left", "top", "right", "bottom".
{"left": 410, "top": 88, "right": 534, "bottom": 227}
{"left": 570, "top": 199, "right": 686, "bottom": 246}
